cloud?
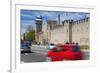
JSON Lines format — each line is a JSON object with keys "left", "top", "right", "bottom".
{"left": 31, "top": 11, "right": 58, "bottom": 20}
{"left": 21, "top": 10, "right": 89, "bottom": 34}
{"left": 21, "top": 13, "right": 33, "bottom": 18}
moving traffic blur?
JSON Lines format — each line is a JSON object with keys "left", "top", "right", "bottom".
{"left": 21, "top": 42, "right": 89, "bottom": 63}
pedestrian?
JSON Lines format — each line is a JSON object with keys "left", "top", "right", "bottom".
{"left": 72, "top": 42, "right": 75, "bottom": 45}
{"left": 65, "top": 41, "right": 69, "bottom": 44}
{"left": 73, "top": 42, "right": 80, "bottom": 52}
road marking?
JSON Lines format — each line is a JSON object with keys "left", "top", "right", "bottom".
{"left": 33, "top": 51, "right": 47, "bottom": 55}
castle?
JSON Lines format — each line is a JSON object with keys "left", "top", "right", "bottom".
{"left": 35, "top": 16, "right": 89, "bottom": 46}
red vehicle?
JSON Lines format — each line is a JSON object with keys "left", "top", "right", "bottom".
{"left": 47, "top": 44, "right": 83, "bottom": 61}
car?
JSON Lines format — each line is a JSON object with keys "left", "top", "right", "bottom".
{"left": 47, "top": 43, "right": 55, "bottom": 50}
{"left": 21, "top": 41, "right": 31, "bottom": 53}
{"left": 46, "top": 44, "right": 83, "bottom": 61}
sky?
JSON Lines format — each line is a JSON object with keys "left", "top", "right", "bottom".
{"left": 21, "top": 9, "right": 89, "bottom": 35}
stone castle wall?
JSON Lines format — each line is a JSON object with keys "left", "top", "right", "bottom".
{"left": 49, "top": 18, "right": 89, "bottom": 45}
{"left": 38, "top": 18, "right": 89, "bottom": 45}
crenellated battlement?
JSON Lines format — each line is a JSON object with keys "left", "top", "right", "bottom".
{"left": 63, "top": 17, "right": 89, "bottom": 25}
{"left": 72, "top": 17, "right": 89, "bottom": 24}
{"left": 46, "top": 17, "right": 89, "bottom": 31}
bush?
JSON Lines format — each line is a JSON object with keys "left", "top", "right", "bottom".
{"left": 80, "top": 45, "right": 89, "bottom": 49}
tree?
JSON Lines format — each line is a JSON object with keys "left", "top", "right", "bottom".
{"left": 25, "top": 30, "right": 35, "bottom": 41}
{"left": 27, "top": 25, "right": 34, "bottom": 32}
{"left": 25, "top": 25, "right": 35, "bottom": 41}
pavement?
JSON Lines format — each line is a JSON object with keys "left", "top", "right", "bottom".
{"left": 21, "top": 45, "right": 89, "bottom": 63}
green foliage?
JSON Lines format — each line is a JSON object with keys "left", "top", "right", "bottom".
{"left": 80, "top": 45, "right": 89, "bottom": 49}
{"left": 23, "top": 25, "right": 36, "bottom": 41}
{"left": 25, "top": 30, "right": 35, "bottom": 41}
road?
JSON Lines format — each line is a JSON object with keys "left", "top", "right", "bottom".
{"left": 21, "top": 45, "right": 48, "bottom": 63}
{"left": 21, "top": 45, "right": 89, "bottom": 63}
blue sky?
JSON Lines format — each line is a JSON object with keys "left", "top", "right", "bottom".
{"left": 21, "top": 9, "right": 89, "bottom": 34}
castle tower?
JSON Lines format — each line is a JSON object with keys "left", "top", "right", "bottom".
{"left": 64, "top": 20, "right": 73, "bottom": 43}
{"left": 69, "top": 20, "right": 73, "bottom": 43}
{"left": 35, "top": 15, "right": 43, "bottom": 44}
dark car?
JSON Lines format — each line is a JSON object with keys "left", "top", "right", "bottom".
{"left": 21, "top": 41, "right": 31, "bottom": 53}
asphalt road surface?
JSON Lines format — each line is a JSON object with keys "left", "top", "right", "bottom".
{"left": 21, "top": 45, "right": 89, "bottom": 63}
